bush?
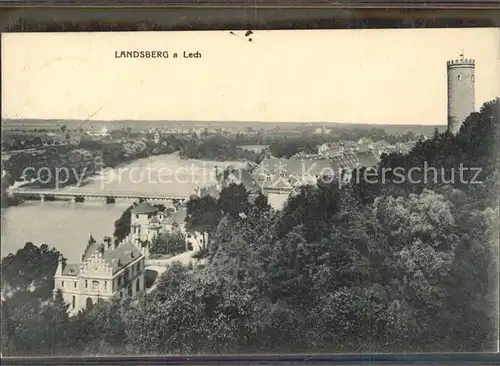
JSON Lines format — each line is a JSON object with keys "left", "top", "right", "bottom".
{"left": 113, "top": 205, "right": 133, "bottom": 241}
{"left": 149, "top": 231, "right": 186, "bottom": 257}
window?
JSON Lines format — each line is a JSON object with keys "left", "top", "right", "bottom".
{"left": 92, "top": 280, "right": 99, "bottom": 291}
{"left": 265, "top": 175, "right": 272, "bottom": 181}
{"left": 72, "top": 296, "right": 76, "bottom": 309}
{"left": 61, "top": 281, "right": 64, "bottom": 288}
{"left": 458, "top": 74, "right": 462, "bottom": 80}
{"left": 104, "top": 281, "right": 108, "bottom": 290}
{"left": 85, "top": 280, "right": 88, "bottom": 288}
{"left": 136, "top": 278, "right": 141, "bottom": 293}
{"left": 74, "top": 282, "right": 77, "bottom": 288}
{"left": 136, "top": 214, "right": 139, "bottom": 219}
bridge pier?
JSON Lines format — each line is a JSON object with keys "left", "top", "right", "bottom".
{"left": 40, "top": 194, "right": 45, "bottom": 203}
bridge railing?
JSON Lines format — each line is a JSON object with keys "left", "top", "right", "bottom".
{"left": 9, "top": 188, "right": 189, "bottom": 199}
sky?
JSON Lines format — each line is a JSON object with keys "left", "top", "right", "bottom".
{"left": 2, "top": 28, "right": 499, "bottom": 125}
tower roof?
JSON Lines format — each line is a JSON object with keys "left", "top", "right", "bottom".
{"left": 132, "top": 201, "right": 158, "bottom": 215}
{"left": 447, "top": 52, "right": 475, "bottom": 67}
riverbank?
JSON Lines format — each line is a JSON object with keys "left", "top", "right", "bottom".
{"left": 1, "top": 148, "right": 165, "bottom": 206}
{"left": 1, "top": 152, "right": 247, "bottom": 260}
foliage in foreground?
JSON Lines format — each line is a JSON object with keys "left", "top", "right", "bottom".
{"left": 1, "top": 99, "right": 498, "bottom": 356}
{"left": 150, "top": 231, "right": 187, "bottom": 257}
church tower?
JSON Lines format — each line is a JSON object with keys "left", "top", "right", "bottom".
{"left": 447, "top": 52, "right": 475, "bottom": 135}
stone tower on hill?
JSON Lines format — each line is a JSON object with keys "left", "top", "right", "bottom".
{"left": 447, "top": 52, "right": 475, "bottom": 135}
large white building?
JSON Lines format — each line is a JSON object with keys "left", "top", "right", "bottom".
{"left": 53, "top": 237, "right": 146, "bottom": 316}
{"left": 53, "top": 199, "right": 203, "bottom": 315}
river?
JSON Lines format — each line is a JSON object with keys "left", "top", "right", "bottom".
{"left": 1, "top": 153, "right": 245, "bottom": 262}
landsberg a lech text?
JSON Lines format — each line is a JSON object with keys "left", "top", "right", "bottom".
{"left": 114, "top": 50, "right": 202, "bottom": 59}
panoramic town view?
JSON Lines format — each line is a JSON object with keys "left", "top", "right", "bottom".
{"left": 1, "top": 28, "right": 499, "bottom": 356}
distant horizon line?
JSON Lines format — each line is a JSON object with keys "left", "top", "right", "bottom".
{"left": 1, "top": 118, "right": 446, "bottom": 127}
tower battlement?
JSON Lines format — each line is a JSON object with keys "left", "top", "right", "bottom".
{"left": 446, "top": 52, "right": 475, "bottom": 135}
{"left": 447, "top": 58, "right": 475, "bottom": 67}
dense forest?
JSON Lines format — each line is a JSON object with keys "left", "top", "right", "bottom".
{"left": 1, "top": 99, "right": 498, "bottom": 355}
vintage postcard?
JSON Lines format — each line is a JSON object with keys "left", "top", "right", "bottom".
{"left": 1, "top": 28, "right": 499, "bottom": 356}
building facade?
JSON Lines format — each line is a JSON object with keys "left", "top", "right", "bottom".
{"left": 261, "top": 179, "right": 294, "bottom": 211}
{"left": 447, "top": 53, "right": 475, "bottom": 135}
{"left": 224, "top": 168, "right": 261, "bottom": 198}
{"left": 53, "top": 238, "right": 146, "bottom": 316}
{"left": 130, "top": 201, "right": 160, "bottom": 243}
{"left": 317, "top": 142, "right": 344, "bottom": 157}
{"left": 129, "top": 200, "right": 193, "bottom": 252}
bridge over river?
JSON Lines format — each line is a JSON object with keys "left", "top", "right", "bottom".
{"left": 8, "top": 187, "right": 191, "bottom": 203}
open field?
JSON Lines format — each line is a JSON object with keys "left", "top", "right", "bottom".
{"left": 1, "top": 118, "right": 445, "bottom": 135}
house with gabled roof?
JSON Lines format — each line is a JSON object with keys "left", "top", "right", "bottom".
{"left": 356, "top": 137, "right": 375, "bottom": 152}
{"left": 317, "top": 142, "right": 345, "bottom": 157}
{"left": 356, "top": 150, "right": 380, "bottom": 168}
{"left": 373, "top": 140, "right": 390, "bottom": 150}
{"left": 130, "top": 201, "right": 159, "bottom": 242}
{"left": 252, "top": 158, "right": 340, "bottom": 210}
{"left": 162, "top": 207, "right": 187, "bottom": 234}
{"left": 249, "top": 149, "right": 381, "bottom": 210}
{"left": 130, "top": 200, "right": 194, "bottom": 251}
{"left": 329, "top": 151, "right": 380, "bottom": 175}
{"left": 342, "top": 140, "right": 359, "bottom": 153}
{"left": 223, "top": 168, "right": 261, "bottom": 196}
{"left": 254, "top": 158, "right": 338, "bottom": 186}
{"left": 53, "top": 235, "right": 146, "bottom": 316}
